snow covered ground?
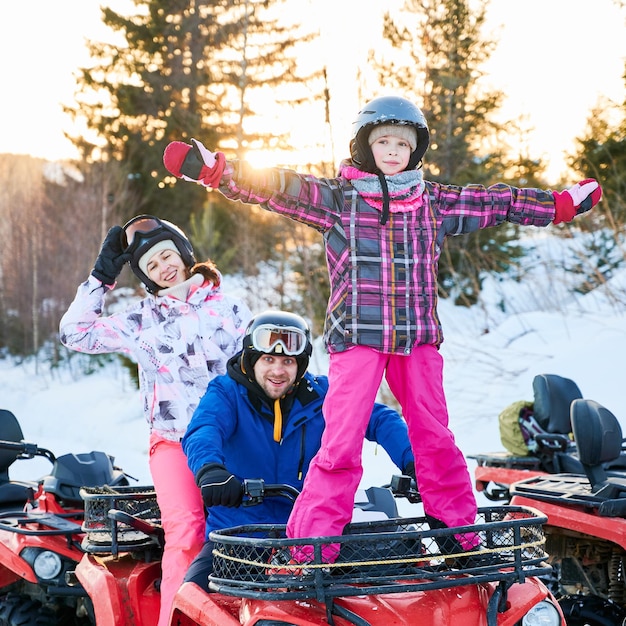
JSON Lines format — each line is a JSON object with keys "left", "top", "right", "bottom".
{"left": 3, "top": 229, "right": 626, "bottom": 514}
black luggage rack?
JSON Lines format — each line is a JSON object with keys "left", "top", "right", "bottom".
{"left": 209, "top": 506, "right": 551, "bottom": 602}
{"left": 80, "top": 485, "right": 162, "bottom": 557}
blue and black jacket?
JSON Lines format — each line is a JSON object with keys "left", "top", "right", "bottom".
{"left": 182, "top": 353, "right": 414, "bottom": 538}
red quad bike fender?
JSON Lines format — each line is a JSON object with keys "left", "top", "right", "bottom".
{"left": 75, "top": 552, "right": 161, "bottom": 626}
{"left": 169, "top": 577, "right": 564, "bottom": 626}
{"left": 0, "top": 511, "right": 84, "bottom": 589}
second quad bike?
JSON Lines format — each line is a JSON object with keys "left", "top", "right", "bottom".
{"left": 470, "top": 373, "right": 626, "bottom": 503}
{"left": 497, "top": 397, "right": 626, "bottom": 625}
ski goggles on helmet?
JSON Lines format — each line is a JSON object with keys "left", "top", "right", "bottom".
{"left": 251, "top": 325, "right": 307, "bottom": 356}
{"left": 121, "top": 216, "right": 167, "bottom": 253}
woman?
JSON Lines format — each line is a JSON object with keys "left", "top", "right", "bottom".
{"left": 59, "top": 215, "right": 251, "bottom": 626}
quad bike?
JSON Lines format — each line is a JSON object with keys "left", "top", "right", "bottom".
{"left": 168, "top": 477, "right": 565, "bottom": 626}
{"left": 470, "top": 373, "right": 626, "bottom": 503}
{"left": 1, "top": 406, "right": 565, "bottom": 626}
{"left": 0, "top": 407, "right": 161, "bottom": 625}
{"left": 508, "top": 397, "right": 626, "bottom": 626}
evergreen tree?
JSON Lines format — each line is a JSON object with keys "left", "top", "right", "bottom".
{"left": 65, "top": 0, "right": 323, "bottom": 275}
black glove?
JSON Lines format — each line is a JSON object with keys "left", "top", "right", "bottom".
{"left": 92, "top": 226, "right": 131, "bottom": 285}
{"left": 403, "top": 461, "right": 416, "bottom": 482}
{"left": 195, "top": 464, "right": 243, "bottom": 508}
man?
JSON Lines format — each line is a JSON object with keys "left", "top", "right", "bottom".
{"left": 181, "top": 310, "right": 415, "bottom": 589}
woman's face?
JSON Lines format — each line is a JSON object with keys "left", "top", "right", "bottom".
{"left": 370, "top": 134, "right": 412, "bottom": 176}
{"left": 146, "top": 249, "right": 188, "bottom": 288}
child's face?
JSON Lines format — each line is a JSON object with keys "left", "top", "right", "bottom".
{"left": 370, "top": 134, "right": 412, "bottom": 175}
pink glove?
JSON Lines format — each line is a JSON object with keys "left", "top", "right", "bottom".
{"left": 553, "top": 178, "right": 602, "bottom": 224}
{"left": 163, "top": 138, "right": 226, "bottom": 188}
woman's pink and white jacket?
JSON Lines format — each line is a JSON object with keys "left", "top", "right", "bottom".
{"left": 59, "top": 275, "right": 251, "bottom": 441}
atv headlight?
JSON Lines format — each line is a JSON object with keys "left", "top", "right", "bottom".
{"left": 522, "top": 599, "right": 561, "bottom": 626}
{"left": 33, "top": 550, "right": 63, "bottom": 580}
{"left": 21, "top": 547, "right": 64, "bottom": 581}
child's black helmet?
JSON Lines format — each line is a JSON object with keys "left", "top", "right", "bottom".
{"left": 242, "top": 310, "right": 313, "bottom": 383}
{"left": 350, "top": 96, "right": 430, "bottom": 173}
{"left": 121, "top": 215, "right": 196, "bottom": 294}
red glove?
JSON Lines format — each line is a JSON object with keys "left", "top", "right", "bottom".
{"left": 553, "top": 178, "right": 602, "bottom": 224}
{"left": 163, "top": 138, "right": 226, "bottom": 188}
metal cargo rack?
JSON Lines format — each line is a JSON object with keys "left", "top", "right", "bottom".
{"left": 209, "top": 505, "right": 551, "bottom": 602}
{"left": 80, "top": 485, "right": 162, "bottom": 557}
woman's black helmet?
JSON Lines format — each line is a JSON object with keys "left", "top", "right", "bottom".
{"left": 242, "top": 310, "right": 313, "bottom": 382}
{"left": 350, "top": 96, "right": 430, "bottom": 173}
{"left": 121, "top": 215, "right": 196, "bottom": 294}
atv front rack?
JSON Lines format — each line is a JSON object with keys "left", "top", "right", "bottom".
{"left": 209, "top": 505, "right": 550, "bottom": 602}
{"left": 80, "top": 485, "right": 162, "bottom": 557}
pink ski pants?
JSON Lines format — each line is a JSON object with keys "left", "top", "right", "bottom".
{"left": 149, "top": 433, "right": 205, "bottom": 626}
{"left": 286, "top": 344, "right": 477, "bottom": 555}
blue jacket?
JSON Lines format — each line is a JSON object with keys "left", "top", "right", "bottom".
{"left": 182, "top": 356, "right": 414, "bottom": 538}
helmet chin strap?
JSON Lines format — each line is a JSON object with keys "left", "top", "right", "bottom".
{"left": 377, "top": 172, "right": 391, "bottom": 225}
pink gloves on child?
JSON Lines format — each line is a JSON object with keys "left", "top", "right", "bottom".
{"left": 553, "top": 178, "right": 602, "bottom": 224}
{"left": 163, "top": 139, "right": 225, "bottom": 188}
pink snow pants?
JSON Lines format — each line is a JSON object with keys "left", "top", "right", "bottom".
{"left": 286, "top": 344, "right": 478, "bottom": 556}
{"left": 149, "top": 433, "right": 205, "bottom": 626}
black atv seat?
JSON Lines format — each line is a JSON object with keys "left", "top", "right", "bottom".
{"left": 0, "top": 409, "right": 24, "bottom": 477}
{"left": 511, "top": 399, "right": 626, "bottom": 517}
{"left": 0, "top": 409, "right": 35, "bottom": 507}
{"left": 532, "top": 374, "right": 583, "bottom": 434}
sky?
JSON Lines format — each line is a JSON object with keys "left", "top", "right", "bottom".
{"left": 5, "top": 227, "right": 626, "bottom": 515}
{"left": 0, "top": 0, "right": 625, "bottom": 182}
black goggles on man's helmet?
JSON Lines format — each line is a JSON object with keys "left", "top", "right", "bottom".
{"left": 121, "top": 217, "right": 166, "bottom": 253}
{"left": 251, "top": 325, "right": 307, "bottom": 356}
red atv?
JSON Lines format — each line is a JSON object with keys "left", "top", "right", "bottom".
{"left": 508, "top": 396, "right": 626, "bottom": 625}
{"left": 470, "top": 373, "right": 626, "bottom": 503}
{"left": 0, "top": 408, "right": 161, "bottom": 626}
{"left": 0, "top": 406, "right": 565, "bottom": 626}
{"left": 168, "top": 477, "right": 564, "bottom": 626}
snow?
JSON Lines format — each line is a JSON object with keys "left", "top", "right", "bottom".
{"left": 3, "top": 229, "right": 626, "bottom": 516}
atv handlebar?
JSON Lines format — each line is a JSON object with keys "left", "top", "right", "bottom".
{"left": 240, "top": 474, "right": 421, "bottom": 507}
{"left": 0, "top": 438, "right": 56, "bottom": 464}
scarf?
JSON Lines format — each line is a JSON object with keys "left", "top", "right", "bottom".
{"left": 156, "top": 272, "right": 205, "bottom": 301}
{"left": 341, "top": 163, "right": 426, "bottom": 224}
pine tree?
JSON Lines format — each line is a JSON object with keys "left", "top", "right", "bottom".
{"left": 65, "top": 0, "right": 323, "bottom": 275}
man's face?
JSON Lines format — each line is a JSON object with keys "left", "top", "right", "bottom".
{"left": 253, "top": 354, "right": 299, "bottom": 399}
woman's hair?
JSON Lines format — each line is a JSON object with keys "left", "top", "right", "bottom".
{"left": 190, "top": 259, "right": 221, "bottom": 287}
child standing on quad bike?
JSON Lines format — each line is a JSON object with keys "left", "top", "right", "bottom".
{"left": 163, "top": 95, "right": 602, "bottom": 562}
{"left": 59, "top": 215, "right": 251, "bottom": 625}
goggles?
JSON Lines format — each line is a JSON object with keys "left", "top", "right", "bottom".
{"left": 251, "top": 325, "right": 307, "bottom": 356}
{"left": 121, "top": 217, "right": 165, "bottom": 253}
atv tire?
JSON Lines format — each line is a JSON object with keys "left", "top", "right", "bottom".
{"left": 0, "top": 594, "right": 65, "bottom": 626}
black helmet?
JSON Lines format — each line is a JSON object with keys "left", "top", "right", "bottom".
{"left": 121, "top": 215, "right": 196, "bottom": 294}
{"left": 350, "top": 96, "right": 430, "bottom": 173}
{"left": 242, "top": 310, "right": 313, "bottom": 383}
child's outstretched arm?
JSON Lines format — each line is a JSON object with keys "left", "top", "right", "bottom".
{"left": 552, "top": 178, "right": 602, "bottom": 224}
{"left": 163, "top": 139, "right": 226, "bottom": 188}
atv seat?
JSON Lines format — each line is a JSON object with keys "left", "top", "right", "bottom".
{"left": 0, "top": 409, "right": 24, "bottom": 478}
{"left": 571, "top": 399, "right": 626, "bottom": 492}
{"left": 511, "top": 399, "right": 626, "bottom": 517}
{"left": 519, "top": 374, "right": 583, "bottom": 457}
{"left": 0, "top": 409, "right": 35, "bottom": 507}
{"left": 532, "top": 374, "right": 583, "bottom": 435}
